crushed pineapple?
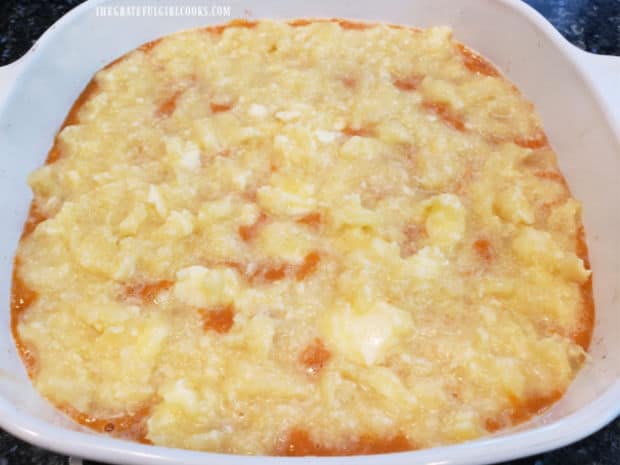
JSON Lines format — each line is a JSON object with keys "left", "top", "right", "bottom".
{"left": 13, "top": 19, "right": 592, "bottom": 456}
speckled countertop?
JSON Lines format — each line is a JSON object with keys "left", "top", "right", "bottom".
{"left": 1, "top": 1, "right": 619, "bottom": 464}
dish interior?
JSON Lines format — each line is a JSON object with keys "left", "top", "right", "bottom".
{"left": 9, "top": 18, "right": 597, "bottom": 455}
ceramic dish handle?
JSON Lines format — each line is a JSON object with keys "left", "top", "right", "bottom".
{"left": 0, "top": 57, "right": 27, "bottom": 108}
{"left": 574, "top": 50, "right": 620, "bottom": 131}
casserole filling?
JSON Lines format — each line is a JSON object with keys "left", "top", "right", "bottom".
{"left": 12, "top": 19, "right": 593, "bottom": 455}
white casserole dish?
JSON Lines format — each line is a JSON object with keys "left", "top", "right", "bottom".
{"left": 0, "top": 0, "right": 619, "bottom": 463}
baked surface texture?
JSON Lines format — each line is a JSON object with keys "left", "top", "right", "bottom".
{"left": 12, "top": 19, "right": 593, "bottom": 455}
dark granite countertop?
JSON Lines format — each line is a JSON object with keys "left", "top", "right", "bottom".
{"left": 1, "top": 1, "right": 619, "bottom": 464}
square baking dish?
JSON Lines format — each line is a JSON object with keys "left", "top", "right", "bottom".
{"left": 0, "top": 0, "right": 619, "bottom": 464}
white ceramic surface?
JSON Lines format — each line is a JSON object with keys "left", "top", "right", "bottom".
{"left": 0, "top": 1, "right": 619, "bottom": 464}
